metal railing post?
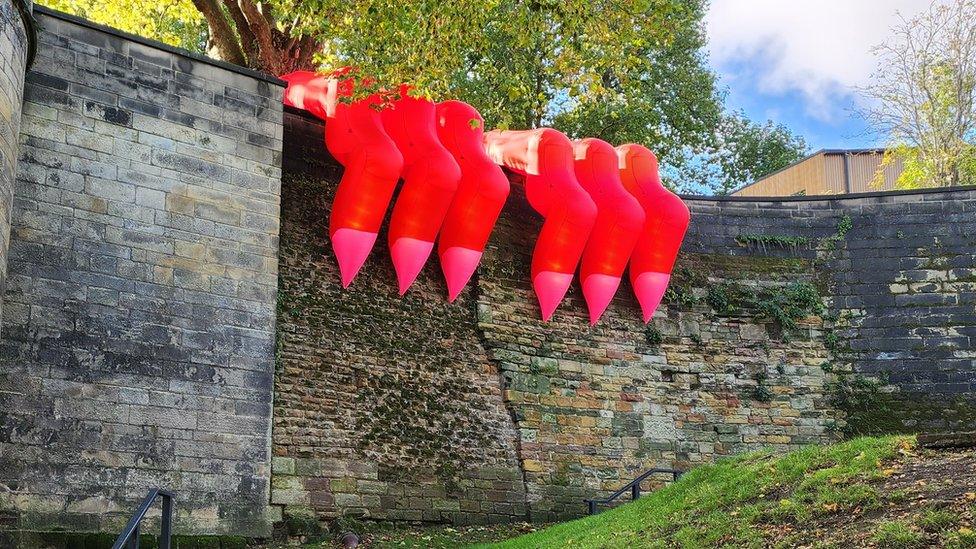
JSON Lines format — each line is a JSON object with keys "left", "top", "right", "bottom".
{"left": 112, "top": 489, "right": 175, "bottom": 549}
{"left": 583, "top": 468, "right": 684, "bottom": 515}
{"left": 160, "top": 493, "right": 173, "bottom": 549}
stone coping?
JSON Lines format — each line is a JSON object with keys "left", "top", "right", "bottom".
{"left": 33, "top": 4, "right": 286, "bottom": 87}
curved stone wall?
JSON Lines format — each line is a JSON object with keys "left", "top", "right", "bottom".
{"left": 274, "top": 110, "right": 976, "bottom": 525}
{"left": 0, "top": 0, "right": 33, "bottom": 325}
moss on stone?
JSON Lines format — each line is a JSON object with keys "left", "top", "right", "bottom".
{"left": 735, "top": 233, "right": 811, "bottom": 254}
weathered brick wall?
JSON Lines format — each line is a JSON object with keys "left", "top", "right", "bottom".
{"left": 273, "top": 112, "right": 844, "bottom": 524}
{"left": 272, "top": 109, "right": 526, "bottom": 526}
{"left": 478, "top": 199, "right": 838, "bottom": 521}
{"left": 275, "top": 112, "right": 976, "bottom": 524}
{"left": 0, "top": 8, "right": 284, "bottom": 537}
{"left": 0, "top": 0, "right": 32, "bottom": 325}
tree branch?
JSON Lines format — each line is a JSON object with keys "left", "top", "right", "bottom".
{"left": 237, "top": 0, "right": 280, "bottom": 73}
{"left": 191, "top": 0, "right": 247, "bottom": 66}
{"left": 220, "top": 0, "right": 259, "bottom": 62}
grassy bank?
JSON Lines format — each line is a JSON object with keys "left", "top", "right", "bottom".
{"left": 284, "top": 436, "right": 976, "bottom": 548}
{"left": 482, "top": 436, "right": 976, "bottom": 548}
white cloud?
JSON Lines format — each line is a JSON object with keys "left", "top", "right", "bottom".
{"left": 706, "top": 0, "right": 934, "bottom": 121}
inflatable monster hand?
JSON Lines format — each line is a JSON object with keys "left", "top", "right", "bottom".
{"left": 283, "top": 74, "right": 691, "bottom": 323}
{"left": 485, "top": 129, "right": 597, "bottom": 321}
{"left": 616, "top": 144, "right": 690, "bottom": 322}
{"left": 435, "top": 101, "right": 510, "bottom": 302}
{"left": 381, "top": 87, "right": 462, "bottom": 295}
{"left": 281, "top": 71, "right": 403, "bottom": 288}
{"left": 573, "top": 138, "right": 646, "bottom": 324}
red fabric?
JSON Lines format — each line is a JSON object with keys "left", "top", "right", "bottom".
{"left": 617, "top": 144, "right": 690, "bottom": 321}
{"left": 282, "top": 74, "right": 692, "bottom": 323}
{"left": 281, "top": 71, "right": 403, "bottom": 287}
{"left": 485, "top": 129, "right": 597, "bottom": 321}
{"left": 573, "top": 138, "right": 646, "bottom": 324}
{"left": 435, "top": 101, "right": 510, "bottom": 302}
{"left": 380, "top": 87, "right": 462, "bottom": 294}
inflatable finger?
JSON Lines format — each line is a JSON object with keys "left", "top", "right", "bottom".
{"left": 435, "top": 101, "right": 510, "bottom": 302}
{"left": 616, "top": 144, "right": 690, "bottom": 322}
{"left": 485, "top": 129, "right": 597, "bottom": 321}
{"left": 281, "top": 71, "right": 403, "bottom": 288}
{"left": 380, "top": 87, "right": 462, "bottom": 295}
{"left": 573, "top": 139, "right": 646, "bottom": 325}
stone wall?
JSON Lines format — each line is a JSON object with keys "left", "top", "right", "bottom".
{"left": 683, "top": 190, "right": 976, "bottom": 435}
{"left": 0, "top": 0, "right": 33, "bottom": 325}
{"left": 272, "top": 109, "right": 527, "bottom": 526}
{"left": 273, "top": 112, "right": 846, "bottom": 524}
{"left": 274, "top": 112, "right": 976, "bottom": 525}
{"left": 1, "top": 7, "right": 974, "bottom": 537}
{"left": 478, "top": 204, "right": 838, "bottom": 521}
{"left": 0, "top": 8, "right": 284, "bottom": 537}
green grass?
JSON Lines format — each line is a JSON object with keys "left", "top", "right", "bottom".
{"left": 480, "top": 436, "right": 912, "bottom": 549}
{"left": 945, "top": 527, "right": 976, "bottom": 549}
{"left": 872, "top": 521, "right": 925, "bottom": 548}
{"left": 916, "top": 507, "right": 959, "bottom": 533}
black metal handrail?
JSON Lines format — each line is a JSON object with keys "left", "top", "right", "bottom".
{"left": 584, "top": 468, "right": 683, "bottom": 515}
{"left": 112, "top": 488, "right": 175, "bottom": 549}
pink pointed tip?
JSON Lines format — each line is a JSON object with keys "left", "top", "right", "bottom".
{"left": 533, "top": 271, "right": 575, "bottom": 322}
{"left": 582, "top": 274, "right": 622, "bottom": 325}
{"left": 633, "top": 272, "right": 671, "bottom": 323}
{"left": 331, "top": 228, "right": 378, "bottom": 288}
{"left": 440, "top": 246, "right": 483, "bottom": 302}
{"left": 390, "top": 237, "right": 435, "bottom": 295}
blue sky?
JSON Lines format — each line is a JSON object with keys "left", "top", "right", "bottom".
{"left": 705, "top": 0, "right": 934, "bottom": 151}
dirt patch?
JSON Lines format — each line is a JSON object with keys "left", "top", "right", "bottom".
{"left": 774, "top": 448, "right": 976, "bottom": 548}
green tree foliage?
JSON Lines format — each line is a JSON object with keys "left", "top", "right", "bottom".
{"left": 541, "top": 0, "right": 725, "bottom": 193}
{"left": 874, "top": 143, "right": 976, "bottom": 190}
{"left": 43, "top": 0, "right": 808, "bottom": 194}
{"left": 709, "top": 111, "right": 809, "bottom": 194}
{"left": 40, "top": 0, "right": 206, "bottom": 51}
{"left": 859, "top": 0, "right": 976, "bottom": 188}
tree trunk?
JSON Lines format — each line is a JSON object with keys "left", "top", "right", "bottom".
{"left": 193, "top": 0, "right": 322, "bottom": 76}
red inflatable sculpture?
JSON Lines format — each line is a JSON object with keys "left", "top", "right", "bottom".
{"left": 435, "top": 101, "right": 510, "bottom": 302}
{"left": 281, "top": 71, "right": 403, "bottom": 288}
{"left": 381, "top": 87, "right": 462, "bottom": 294}
{"left": 485, "top": 129, "right": 598, "bottom": 321}
{"left": 573, "top": 139, "right": 646, "bottom": 324}
{"left": 281, "top": 75, "right": 692, "bottom": 324}
{"left": 616, "top": 144, "right": 690, "bottom": 322}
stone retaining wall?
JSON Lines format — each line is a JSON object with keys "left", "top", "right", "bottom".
{"left": 1, "top": 8, "right": 974, "bottom": 537}
{"left": 0, "top": 8, "right": 284, "bottom": 537}
{"left": 0, "top": 0, "right": 33, "bottom": 325}
{"left": 273, "top": 111, "right": 865, "bottom": 524}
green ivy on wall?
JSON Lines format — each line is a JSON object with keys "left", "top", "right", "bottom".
{"left": 704, "top": 280, "right": 824, "bottom": 336}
